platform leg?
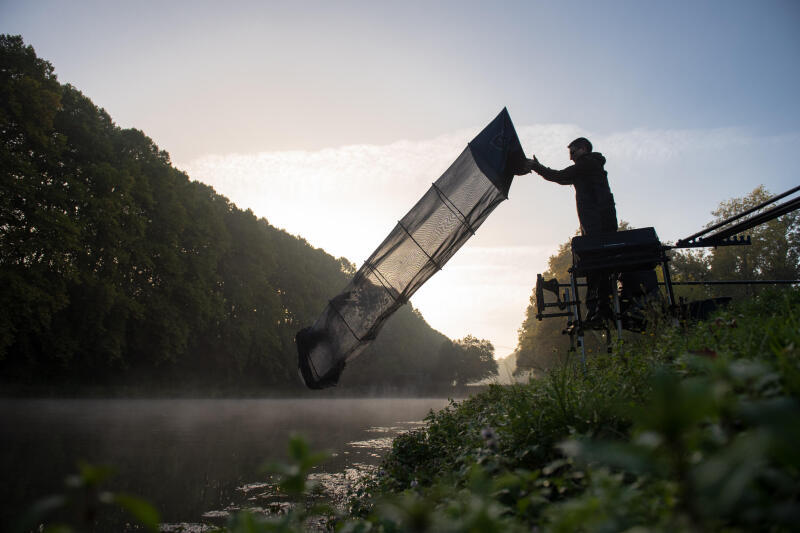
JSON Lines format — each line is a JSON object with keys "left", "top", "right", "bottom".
{"left": 568, "top": 271, "right": 586, "bottom": 371}
{"left": 661, "top": 260, "right": 675, "bottom": 308}
{"left": 612, "top": 279, "right": 623, "bottom": 339}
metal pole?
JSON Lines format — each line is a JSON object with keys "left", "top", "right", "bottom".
{"left": 612, "top": 278, "right": 623, "bottom": 339}
{"left": 662, "top": 280, "right": 800, "bottom": 286}
{"left": 695, "top": 196, "right": 800, "bottom": 245}
{"left": 661, "top": 260, "right": 675, "bottom": 308}
{"left": 569, "top": 269, "right": 586, "bottom": 371}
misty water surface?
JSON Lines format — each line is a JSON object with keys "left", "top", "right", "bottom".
{"left": 0, "top": 397, "right": 450, "bottom": 530}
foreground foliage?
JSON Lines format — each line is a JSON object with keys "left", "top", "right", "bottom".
{"left": 344, "top": 288, "right": 800, "bottom": 531}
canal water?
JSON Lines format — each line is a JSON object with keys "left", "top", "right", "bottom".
{"left": 0, "top": 397, "right": 451, "bottom": 531}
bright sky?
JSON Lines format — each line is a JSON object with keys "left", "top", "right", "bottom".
{"left": 3, "top": 1, "right": 799, "bottom": 357}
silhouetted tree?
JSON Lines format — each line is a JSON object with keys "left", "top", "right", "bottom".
{"left": 435, "top": 335, "right": 497, "bottom": 386}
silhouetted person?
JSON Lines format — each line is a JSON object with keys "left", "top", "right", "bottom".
{"left": 526, "top": 137, "right": 618, "bottom": 323}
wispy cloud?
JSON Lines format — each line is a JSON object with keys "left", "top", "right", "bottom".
{"left": 181, "top": 132, "right": 471, "bottom": 262}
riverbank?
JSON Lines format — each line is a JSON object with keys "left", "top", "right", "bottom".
{"left": 339, "top": 288, "right": 800, "bottom": 531}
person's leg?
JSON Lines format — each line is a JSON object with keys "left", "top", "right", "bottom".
{"left": 591, "top": 208, "right": 618, "bottom": 320}
{"left": 584, "top": 280, "right": 598, "bottom": 319}
{"left": 586, "top": 270, "right": 612, "bottom": 322}
{"left": 594, "top": 270, "right": 613, "bottom": 316}
{"left": 580, "top": 214, "right": 617, "bottom": 322}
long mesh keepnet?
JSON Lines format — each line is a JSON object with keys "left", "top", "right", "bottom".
{"left": 296, "top": 108, "right": 526, "bottom": 388}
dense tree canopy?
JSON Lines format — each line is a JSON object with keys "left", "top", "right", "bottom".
{"left": 433, "top": 335, "right": 498, "bottom": 386}
{"left": 0, "top": 35, "right": 472, "bottom": 392}
{"left": 670, "top": 185, "right": 800, "bottom": 299}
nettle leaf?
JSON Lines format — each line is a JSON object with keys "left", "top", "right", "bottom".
{"left": 113, "top": 493, "right": 161, "bottom": 532}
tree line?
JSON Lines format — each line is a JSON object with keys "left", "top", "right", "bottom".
{"left": 514, "top": 187, "right": 800, "bottom": 373}
{"left": 0, "top": 35, "right": 496, "bottom": 393}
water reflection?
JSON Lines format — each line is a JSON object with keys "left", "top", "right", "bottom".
{"left": 0, "top": 398, "right": 449, "bottom": 530}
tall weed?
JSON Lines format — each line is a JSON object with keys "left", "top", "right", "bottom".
{"left": 349, "top": 288, "right": 800, "bottom": 531}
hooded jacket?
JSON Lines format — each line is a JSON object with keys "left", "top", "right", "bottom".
{"left": 531, "top": 152, "right": 617, "bottom": 235}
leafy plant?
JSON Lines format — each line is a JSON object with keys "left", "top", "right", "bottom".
{"left": 349, "top": 288, "right": 800, "bottom": 532}
{"left": 16, "top": 461, "right": 159, "bottom": 533}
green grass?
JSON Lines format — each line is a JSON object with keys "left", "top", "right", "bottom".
{"left": 341, "top": 288, "right": 800, "bottom": 532}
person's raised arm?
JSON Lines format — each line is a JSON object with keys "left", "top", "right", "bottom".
{"left": 530, "top": 155, "right": 579, "bottom": 185}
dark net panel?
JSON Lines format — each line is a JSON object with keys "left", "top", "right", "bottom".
{"left": 297, "top": 108, "right": 525, "bottom": 389}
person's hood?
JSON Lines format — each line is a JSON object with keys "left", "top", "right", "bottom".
{"left": 579, "top": 152, "right": 606, "bottom": 167}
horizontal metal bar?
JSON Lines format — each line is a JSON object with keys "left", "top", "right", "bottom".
{"left": 669, "top": 235, "right": 751, "bottom": 249}
{"left": 549, "top": 278, "right": 797, "bottom": 290}
{"left": 660, "top": 280, "right": 799, "bottom": 286}
{"left": 538, "top": 312, "right": 573, "bottom": 319}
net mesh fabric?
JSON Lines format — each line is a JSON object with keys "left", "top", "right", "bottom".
{"left": 369, "top": 148, "right": 503, "bottom": 299}
{"left": 297, "top": 109, "right": 524, "bottom": 388}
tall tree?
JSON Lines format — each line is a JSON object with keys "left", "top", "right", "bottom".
{"left": 708, "top": 186, "right": 799, "bottom": 281}
{"left": 0, "top": 35, "right": 75, "bottom": 368}
{"left": 670, "top": 185, "right": 800, "bottom": 298}
{"left": 434, "top": 335, "right": 497, "bottom": 386}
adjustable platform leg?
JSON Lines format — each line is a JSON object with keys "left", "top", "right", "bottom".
{"left": 612, "top": 280, "right": 623, "bottom": 339}
{"left": 661, "top": 260, "right": 675, "bottom": 308}
{"left": 564, "top": 286, "right": 577, "bottom": 354}
{"left": 569, "top": 271, "right": 586, "bottom": 371}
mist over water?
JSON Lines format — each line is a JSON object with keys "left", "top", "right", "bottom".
{"left": 0, "top": 397, "right": 450, "bottom": 530}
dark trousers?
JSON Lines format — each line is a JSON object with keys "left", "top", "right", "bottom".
{"left": 586, "top": 270, "right": 613, "bottom": 315}
{"left": 581, "top": 208, "right": 618, "bottom": 316}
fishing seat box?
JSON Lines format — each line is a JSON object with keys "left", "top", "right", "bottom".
{"left": 571, "top": 227, "right": 664, "bottom": 275}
